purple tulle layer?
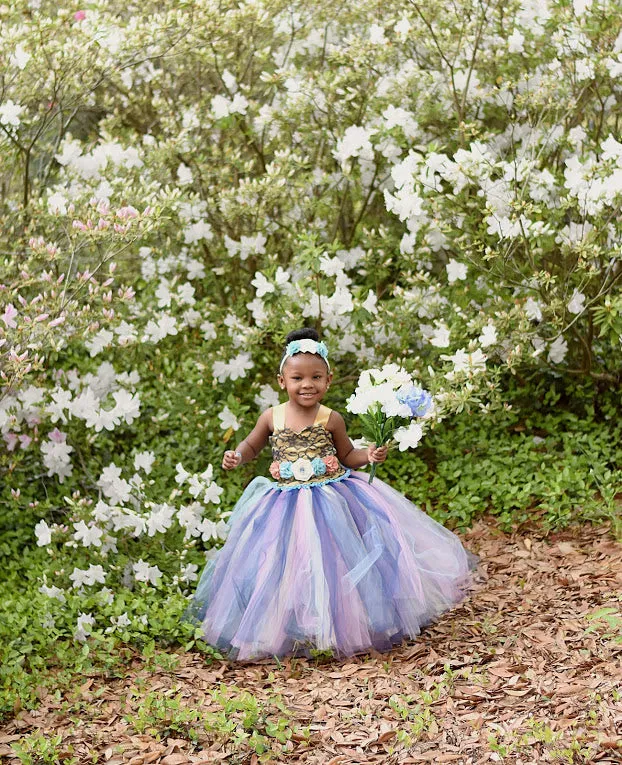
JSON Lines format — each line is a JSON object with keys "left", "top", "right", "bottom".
{"left": 188, "top": 472, "right": 476, "bottom": 660}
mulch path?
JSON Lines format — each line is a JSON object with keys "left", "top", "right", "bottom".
{"left": 1, "top": 517, "right": 621, "bottom": 764}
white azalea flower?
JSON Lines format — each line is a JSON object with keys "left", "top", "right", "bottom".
{"left": 73, "top": 520, "right": 104, "bottom": 547}
{"left": 446, "top": 259, "right": 468, "bottom": 283}
{"left": 567, "top": 290, "right": 586, "bottom": 315}
{"left": 218, "top": 406, "right": 240, "bottom": 431}
{"left": 548, "top": 336, "right": 568, "bottom": 364}
{"left": 34, "top": 520, "right": 52, "bottom": 546}
{"left": 134, "top": 450, "right": 155, "bottom": 474}
{"left": 394, "top": 422, "right": 423, "bottom": 451}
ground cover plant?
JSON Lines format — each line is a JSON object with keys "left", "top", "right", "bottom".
{"left": 1, "top": 0, "right": 621, "bottom": 759}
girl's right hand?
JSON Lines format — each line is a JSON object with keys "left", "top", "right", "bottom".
{"left": 222, "top": 450, "right": 241, "bottom": 470}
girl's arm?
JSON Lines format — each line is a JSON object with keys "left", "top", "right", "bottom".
{"left": 328, "top": 412, "right": 388, "bottom": 469}
{"left": 222, "top": 409, "right": 272, "bottom": 470}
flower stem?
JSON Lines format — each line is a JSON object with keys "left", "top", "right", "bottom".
{"left": 368, "top": 462, "right": 377, "bottom": 484}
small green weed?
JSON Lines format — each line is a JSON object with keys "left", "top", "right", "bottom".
{"left": 124, "top": 690, "right": 203, "bottom": 743}
{"left": 11, "top": 732, "right": 76, "bottom": 765}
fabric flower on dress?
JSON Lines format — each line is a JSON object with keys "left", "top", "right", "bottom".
{"left": 279, "top": 461, "right": 294, "bottom": 479}
{"left": 291, "top": 458, "right": 314, "bottom": 481}
{"left": 269, "top": 461, "right": 281, "bottom": 480}
{"left": 311, "top": 457, "right": 327, "bottom": 476}
{"left": 323, "top": 455, "right": 339, "bottom": 473}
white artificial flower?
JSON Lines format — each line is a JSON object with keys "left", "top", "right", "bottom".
{"left": 291, "top": 458, "right": 314, "bottom": 481}
{"left": 394, "top": 422, "right": 424, "bottom": 451}
{"left": 34, "top": 519, "right": 52, "bottom": 546}
{"left": 446, "top": 259, "right": 468, "bottom": 283}
{"left": 567, "top": 290, "right": 586, "bottom": 315}
{"left": 218, "top": 406, "right": 240, "bottom": 431}
{"left": 134, "top": 450, "right": 155, "bottom": 474}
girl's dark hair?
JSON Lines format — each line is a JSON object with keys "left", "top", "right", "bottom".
{"left": 279, "top": 327, "right": 326, "bottom": 372}
{"left": 285, "top": 327, "right": 320, "bottom": 344}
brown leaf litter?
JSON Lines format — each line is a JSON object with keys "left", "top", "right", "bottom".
{"left": 1, "top": 517, "right": 621, "bottom": 764}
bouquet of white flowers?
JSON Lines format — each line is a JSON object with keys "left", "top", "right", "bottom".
{"left": 346, "top": 364, "right": 434, "bottom": 483}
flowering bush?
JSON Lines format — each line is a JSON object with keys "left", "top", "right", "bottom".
{"left": 0, "top": 0, "right": 621, "bottom": 653}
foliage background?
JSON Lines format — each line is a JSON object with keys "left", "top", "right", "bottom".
{"left": 0, "top": 0, "right": 621, "bottom": 718}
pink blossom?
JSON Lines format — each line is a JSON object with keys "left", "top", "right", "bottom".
{"left": 48, "top": 316, "right": 66, "bottom": 328}
{"left": 74, "top": 10, "right": 86, "bottom": 21}
{"left": 116, "top": 205, "right": 139, "bottom": 221}
{"left": 4, "top": 433, "right": 18, "bottom": 451}
{"left": 19, "top": 434, "right": 32, "bottom": 449}
{"left": 1, "top": 303, "right": 18, "bottom": 328}
{"left": 114, "top": 223, "right": 128, "bottom": 234}
{"left": 72, "top": 220, "right": 87, "bottom": 231}
{"left": 48, "top": 428, "right": 67, "bottom": 443}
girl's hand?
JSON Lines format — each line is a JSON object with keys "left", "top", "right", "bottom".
{"left": 368, "top": 444, "right": 388, "bottom": 464}
{"left": 222, "top": 450, "right": 242, "bottom": 470}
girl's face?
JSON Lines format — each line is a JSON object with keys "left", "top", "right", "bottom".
{"left": 277, "top": 353, "right": 332, "bottom": 409}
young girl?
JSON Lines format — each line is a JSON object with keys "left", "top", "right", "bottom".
{"left": 190, "top": 328, "right": 475, "bottom": 660}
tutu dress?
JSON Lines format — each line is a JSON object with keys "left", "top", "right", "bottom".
{"left": 190, "top": 403, "right": 475, "bottom": 660}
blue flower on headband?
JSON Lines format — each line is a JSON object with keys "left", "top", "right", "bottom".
{"left": 287, "top": 340, "right": 301, "bottom": 355}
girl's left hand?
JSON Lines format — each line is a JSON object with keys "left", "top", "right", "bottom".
{"left": 368, "top": 444, "right": 388, "bottom": 464}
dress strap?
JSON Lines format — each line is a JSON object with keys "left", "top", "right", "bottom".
{"left": 314, "top": 405, "right": 332, "bottom": 427}
{"left": 271, "top": 403, "right": 287, "bottom": 431}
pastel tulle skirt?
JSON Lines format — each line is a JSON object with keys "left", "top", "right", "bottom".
{"left": 188, "top": 472, "right": 476, "bottom": 660}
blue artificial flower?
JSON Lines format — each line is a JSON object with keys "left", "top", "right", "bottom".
{"left": 287, "top": 341, "right": 301, "bottom": 355}
{"left": 279, "top": 461, "right": 294, "bottom": 479}
{"left": 315, "top": 341, "right": 328, "bottom": 360}
{"left": 397, "top": 385, "right": 433, "bottom": 417}
{"left": 311, "top": 457, "right": 327, "bottom": 476}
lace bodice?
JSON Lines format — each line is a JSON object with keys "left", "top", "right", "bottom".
{"left": 269, "top": 404, "right": 348, "bottom": 488}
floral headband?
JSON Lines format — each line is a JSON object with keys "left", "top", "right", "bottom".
{"left": 279, "top": 339, "right": 330, "bottom": 373}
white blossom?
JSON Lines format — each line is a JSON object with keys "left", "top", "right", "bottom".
{"left": 394, "top": 422, "right": 424, "bottom": 451}
{"left": 34, "top": 519, "right": 52, "bottom": 546}
{"left": 567, "top": 290, "right": 586, "bottom": 315}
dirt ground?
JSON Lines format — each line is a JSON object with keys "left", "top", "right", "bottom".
{"left": 2, "top": 518, "right": 621, "bottom": 764}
